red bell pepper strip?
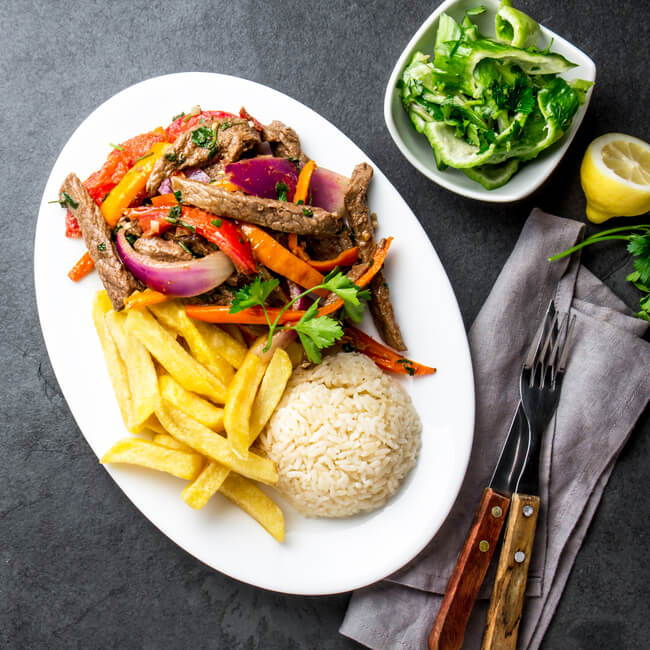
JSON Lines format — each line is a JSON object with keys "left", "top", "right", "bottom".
{"left": 239, "top": 107, "right": 264, "bottom": 132}
{"left": 123, "top": 206, "right": 175, "bottom": 237}
{"left": 122, "top": 205, "right": 256, "bottom": 274}
{"left": 185, "top": 238, "right": 393, "bottom": 324}
{"left": 165, "top": 110, "right": 237, "bottom": 141}
{"left": 67, "top": 251, "right": 95, "bottom": 281}
{"left": 65, "top": 210, "right": 82, "bottom": 238}
{"left": 65, "top": 128, "right": 168, "bottom": 237}
{"left": 287, "top": 233, "right": 360, "bottom": 272}
{"left": 341, "top": 326, "right": 435, "bottom": 376}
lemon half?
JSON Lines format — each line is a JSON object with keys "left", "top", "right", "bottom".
{"left": 580, "top": 133, "right": 650, "bottom": 223}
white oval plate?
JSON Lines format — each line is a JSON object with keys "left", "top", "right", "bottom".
{"left": 35, "top": 72, "right": 474, "bottom": 595}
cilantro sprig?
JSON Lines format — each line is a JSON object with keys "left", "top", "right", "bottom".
{"left": 230, "top": 270, "right": 370, "bottom": 362}
{"left": 549, "top": 225, "right": 650, "bottom": 321}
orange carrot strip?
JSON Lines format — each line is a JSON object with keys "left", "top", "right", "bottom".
{"left": 67, "top": 251, "right": 95, "bottom": 282}
{"left": 341, "top": 326, "right": 435, "bottom": 376}
{"left": 240, "top": 224, "right": 327, "bottom": 294}
{"left": 185, "top": 238, "right": 393, "bottom": 325}
{"left": 293, "top": 160, "right": 316, "bottom": 204}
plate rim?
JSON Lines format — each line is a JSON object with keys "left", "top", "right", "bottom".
{"left": 34, "top": 71, "right": 475, "bottom": 595}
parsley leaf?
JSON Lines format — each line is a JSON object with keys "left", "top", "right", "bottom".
{"left": 275, "top": 182, "right": 288, "bottom": 201}
{"left": 50, "top": 192, "right": 79, "bottom": 209}
{"left": 293, "top": 303, "right": 343, "bottom": 364}
{"left": 230, "top": 275, "right": 279, "bottom": 313}
{"left": 191, "top": 126, "right": 218, "bottom": 153}
{"left": 321, "top": 271, "right": 371, "bottom": 322}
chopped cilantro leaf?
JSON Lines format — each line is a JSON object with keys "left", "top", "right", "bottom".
{"left": 275, "top": 182, "right": 288, "bottom": 201}
{"left": 211, "top": 219, "right": 222, "bottom": 228}
{"left": 97, "top": 242, "right": 107, "bottom": 252}
{"left": 302, "top": 207, "right": 313, "bottom": 217}
{"left": 230, "top": 275, "right": 279, "bottom": 313}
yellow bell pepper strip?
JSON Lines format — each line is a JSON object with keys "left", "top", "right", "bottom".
{"left": 100, "top": 141, "right": 170, "bottom": 226}
{"left": 67, "top": 251, "right": 95, "bottom": 282}
{"left": 185, "top": 238, "right": 393, "bottom": 325}
{"left": 239, "top": 224, "right": 327, "bottom": 294}
{"left": 293, "top": 160, "right": 316, "bottom": 204}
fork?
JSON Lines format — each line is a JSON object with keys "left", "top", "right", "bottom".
{"left": 482, "top": 303, "right": 576, "bottom": 650}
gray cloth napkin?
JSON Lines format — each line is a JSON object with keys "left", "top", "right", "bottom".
{"left": 340, "top": 209, "right": 650, "bottom": 650}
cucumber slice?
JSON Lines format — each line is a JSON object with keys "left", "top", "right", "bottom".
{"left": 423, "top": 121, "right": 496, "bottom": 168}
{"left": 462, "top": 159, "right": 520, "bottom": 189}
{"left": 495, "top": 1, "right": 541, "bottom": 48}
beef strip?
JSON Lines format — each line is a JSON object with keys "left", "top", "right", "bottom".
{"left": 146, "top": 118, "right": 260, "bottom": 194}
{"left": 304, "top": 229, "right": 355, "bottom": 260}
{"left": 60, "top": 173, "right": 138, "bottom": 310}
{"left": 168, "top": 232, "right": 217, "bottom": 257}
{"left": 344, "top": 163, "right": 406, "bottom": 350}
{"left": 172, "top": 177, "right": 340, "bottom": 235}
{"left": 262, "top": 120, "right": 308, "bottom": 163}
{"left": 133, "top": 236, "right": 192, "bottom": 262}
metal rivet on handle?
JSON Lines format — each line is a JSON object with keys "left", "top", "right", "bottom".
{"left": 479, "top": 540, "right": 490, "bottom": 553}
{"left": 514, "top": 551, "right": 526, "bottom": 563}
{"left": 523, "top": 505, "right": 534, "bottom": 517}
{"left": 491, "top": 506, "right": 503, "bottom": 518}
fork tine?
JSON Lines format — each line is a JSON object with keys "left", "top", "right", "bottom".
{"left": 524, "top": 301, "right": 555, "bottom": 369}
{"left": 546, "top": 313, "right": 569, "bottom": 387}
{"left": 557, "top": 313, "right": 577, "bottom": 373}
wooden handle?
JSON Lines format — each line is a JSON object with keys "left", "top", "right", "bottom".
{"left": 481, "top": 493, "right": 540, "bottom": 650}
{"left": 428, "top": 487, "right": 510, "bottom": 650}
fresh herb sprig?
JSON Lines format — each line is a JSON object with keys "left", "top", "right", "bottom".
{"left": 230, "top": 271, "right": 371, "bottom": 362}
{"left": 549, "top": 225, "right": 650, "bottom": 321}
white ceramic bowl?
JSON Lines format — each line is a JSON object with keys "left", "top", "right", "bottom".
{"left": 384, "top": 0, "right": 596, "bottom": 202}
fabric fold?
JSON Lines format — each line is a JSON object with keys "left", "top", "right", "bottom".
{"left": 341, "top": 210, "right": 649, "bottom": 650}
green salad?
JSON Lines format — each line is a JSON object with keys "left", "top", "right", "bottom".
{"left": 399, "top": 1, "right": 592, "bottom": 189}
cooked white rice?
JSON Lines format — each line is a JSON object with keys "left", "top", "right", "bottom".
{"left": 258, "top": 352, "right": 421, "bottom": 517}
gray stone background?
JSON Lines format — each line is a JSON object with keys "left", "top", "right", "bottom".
{"left": 2, "top": 0, "right": 648, "bottom": 648}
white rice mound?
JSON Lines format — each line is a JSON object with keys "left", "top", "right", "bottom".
{"left": 258, "top": 352, "right": 422, "bottom": 517}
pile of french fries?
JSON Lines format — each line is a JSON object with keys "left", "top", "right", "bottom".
{"left": 92, "top": 290, "right": 295, "bottom": 542}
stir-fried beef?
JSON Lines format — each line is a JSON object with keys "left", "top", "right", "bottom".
{"left": 305, "top": 230, "right": 355, "bottom": 260}
{"left": 262, "top": 120, "right": 307, "bottom": 163}
{"left": 146, "top": 118, "right": 260, "bottom": 194}
{"left": 60, "top": 173, "right": 138, "bottom": 310}
{"left": 344, "top": 163, "right": 406, "bottom": 350}
{"left": 167, "top": 232, "right": 217, "bottom": 258}
{"left": 133, "top": 236, "right": 192, "bottom": 262}
{"left": 172, "top": 177, "right": 341, "bottom": 235}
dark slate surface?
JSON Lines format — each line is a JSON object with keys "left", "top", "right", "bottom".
{"left": 2, "top": 0, "right": 648, "bottom": 648}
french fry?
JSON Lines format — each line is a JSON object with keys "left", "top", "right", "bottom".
{"left": 193, "top": 320, "right": 247, "bottom": 369}
{"left": 92, "top": 291, "right": 134, "bottom": 428}
{"left": 219, "top": 473, "right": 285, "bottom": 542}
{"left": 224, "top": 345, "right": 269, "bottom": 459}
{"left": 101, "top": 438, "right": 204, "bottom": 480}
{"left": 142, "top": 415, "right": 166, "bottom": 435}
{"left": 249, "top": 348, "right": 293, "bottom": 444}
{"left": 182, "top": 462, "right": 230, "bottom": 509}
{"left": 153, "top": 433, "right": 194, "bottom": 453}
{"left": 159, "top": 374, "right": 224, "bottom": 431}
{"left": 155, "top": 402, "right": 278, "bottom": 485}
{"left": 150, "top": 302, "right": 235, "bottom": 386}
{"left": 105, "top": 311, "right": 159, "bottom": 429}
{"left": 125, "top": 308, "right": 226, "bottom": 403}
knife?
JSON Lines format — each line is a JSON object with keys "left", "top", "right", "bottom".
{"left": 481, "top": 306, "right": 574, "bottom": 650}
{"left": 428, "top": 404, "right": 530, "bottom": 650}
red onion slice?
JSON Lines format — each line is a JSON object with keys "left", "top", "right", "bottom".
{"left": 225, "top": 156, "right": 298, "bottom": 199}
{"left": 116, "top": 231, "right": 234, "bottom": 297}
